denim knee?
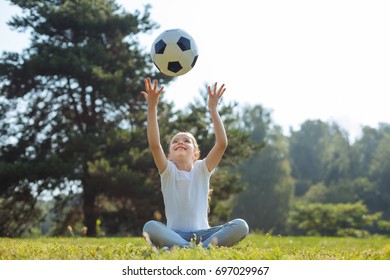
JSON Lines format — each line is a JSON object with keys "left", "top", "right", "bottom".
{"left": 231, "top": 218, "right": 249, "bottom": 237}
{"left": 143, "top": 220, "right": 162, "bottom": 234}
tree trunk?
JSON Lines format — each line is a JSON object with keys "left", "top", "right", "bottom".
{"left": 83, "top": 182, "right": 97, "bottom": 237}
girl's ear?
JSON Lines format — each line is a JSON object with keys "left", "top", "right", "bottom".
{"left": 194, "top": 151, "right": 200, "bottom": 161}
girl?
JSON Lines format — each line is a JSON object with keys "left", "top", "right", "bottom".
{"left": 141, "top": 77, "right": 248, "bottom": 249}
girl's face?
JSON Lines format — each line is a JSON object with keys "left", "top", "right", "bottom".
{"left": 168, "top": 133, "right": 200, "bottom": 162}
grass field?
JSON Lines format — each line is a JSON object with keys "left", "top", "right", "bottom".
{"left": 1, "top": 234, "right": 390, "bottom": 260}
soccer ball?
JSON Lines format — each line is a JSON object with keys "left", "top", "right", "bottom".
{"left": 151, "top": 29, "right": 199, "bottom": 76}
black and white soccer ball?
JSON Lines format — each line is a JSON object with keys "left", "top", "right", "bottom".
{"left": 151, "top": 29, "right": 199, "bottom": 76}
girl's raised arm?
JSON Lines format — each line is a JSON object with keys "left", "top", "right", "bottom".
{"left": 205, "top": 82, "right": 228, "bottom": 172}
{"left": 141, "top": 78, "right": 168, "bottom": 173}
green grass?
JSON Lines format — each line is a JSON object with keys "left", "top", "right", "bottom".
{"left": 1, "top": 234, "right": 390, "bottom": 260}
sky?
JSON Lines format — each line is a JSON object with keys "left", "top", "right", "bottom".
{"left": 1, "top": 0, "right": 389, "bottom": 142}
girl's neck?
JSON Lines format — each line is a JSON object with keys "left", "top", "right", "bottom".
{"left": 171, "top": 158, "right": 193, "bottom": 172}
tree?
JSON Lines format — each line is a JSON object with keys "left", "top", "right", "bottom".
{"left": 349, "top": 124, "right": 390, "bottom": 218}
{"left": 289, "top": 120, "right": 351, "bottom": 196}
{"left": 232, "top": 105, "right": 295, "bottom": 233}
{"left": 288, "top": 122, "right": 390, "bottom": 235}
{"left": 0, "top": 0, "right": 172, "bottom": 236}
{"left": 322, "top": 127, "right": 351, "bottom": 185}
{"left": 289, "top": 120, "right": 331, "bottom": 196}
{"left": 369, "top": 134, "right": 390, "bottom": 219}
{"left": 350, "top": 127, "right": 379, "bottom": 178}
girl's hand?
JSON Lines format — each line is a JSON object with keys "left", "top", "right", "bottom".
{"left": 141, "top": 77, "right": 164, "bottom": 107}
{"left": 207, "top": 82, "right": 226, "bottom": 109}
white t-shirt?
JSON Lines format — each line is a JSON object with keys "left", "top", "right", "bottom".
{"left": 160, "top": 159, "right": 213, "bottom": 231}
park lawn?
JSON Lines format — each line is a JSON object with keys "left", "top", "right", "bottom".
{"left": 0, "top": 234, "right": 389, "bottom": 260}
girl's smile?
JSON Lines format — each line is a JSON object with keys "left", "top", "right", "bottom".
{"left": 168, "top": 133, "right": 200, "bottom": 166}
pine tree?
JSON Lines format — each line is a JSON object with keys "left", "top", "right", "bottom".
{"left": 0, "top": 0, "right": 172, "bottom": 236}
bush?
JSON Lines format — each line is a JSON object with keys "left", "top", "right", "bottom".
{"left": 377, "top": 220, "right": 390, "bottom": 235}
{"left": 287, "top": 201, "right": 381, "bottom": 236}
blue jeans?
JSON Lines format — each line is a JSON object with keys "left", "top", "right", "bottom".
{"left": 143, "top": 219, "right": 249, "bottom": 248}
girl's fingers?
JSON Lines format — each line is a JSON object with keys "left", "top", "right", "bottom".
{"left": 144, "top": 78, "right": 151, "bottom": 92}
{"left": 140, "top": 91, "right": 148, "bottom": 100}
{"left": 208, "top": 82, "right": 226, "bottom": 99}
{"left": 157, "top": 86, "right": 164, "bottom": 95}
{"left": 218, "top": 84, "right": 225, "bottom": 96}
{"left": 153, "top": 79, "right": 158, "bottom": 91}
{"left": 143, "top": 78, "right": 164, "bottom": 95}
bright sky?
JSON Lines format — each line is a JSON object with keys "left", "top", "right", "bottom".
{"left": 1, "top": 0, "right": 390, "bottom": 141}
